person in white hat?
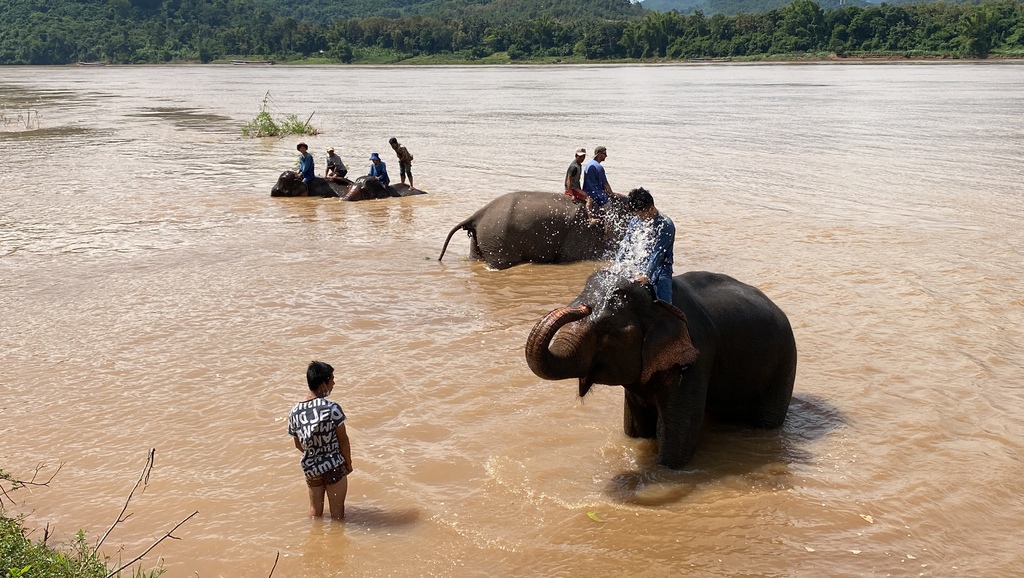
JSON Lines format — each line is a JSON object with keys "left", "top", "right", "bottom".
{"left": 564, "top": 147, "right": 587, "bottom": 202}
{"left": 325, "top": 147, "right": 347, "bottom": 181}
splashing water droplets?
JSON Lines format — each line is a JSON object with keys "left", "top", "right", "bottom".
{"left": 615, "top": 219, "right": 662, "bottom": 276}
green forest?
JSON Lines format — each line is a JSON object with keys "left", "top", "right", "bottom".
{"left": 0, "top": 0, "right": 1021, "bottom": 64}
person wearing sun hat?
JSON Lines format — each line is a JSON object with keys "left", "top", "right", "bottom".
{"left": 367, "top": 152, "right": 390, "bottom": 187}
{"left": 296, "top": 142, "right": 315, "bottom": 184}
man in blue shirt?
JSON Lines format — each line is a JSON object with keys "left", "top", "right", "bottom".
{"left": 297, "top": 142, "right": 315, "bottom": 184}
{"left": 368, "top": 152, "right": 390, "bottom": 187}
{"left": 615, "top": 187, "right": 676, "bottom": 303}
{"left": 582, "top": 145, "right": 615, "bottom": 211}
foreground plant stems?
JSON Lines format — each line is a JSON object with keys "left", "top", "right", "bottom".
{"left": 92, "top": 448, "right": 199, "bottom": 578}
{"left": 95, "top": 448, "right": 155, "bottom": 553}
{"left": 267, "top": 551, "right": 280, "bottom": 578}
{"left": 104, "top": 510, "right": 198, "bottom": 578}
{"left": 0, "top": 463, "right": 64, "bottom": 507}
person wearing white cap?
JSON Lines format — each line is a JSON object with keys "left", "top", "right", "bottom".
{"left": 325, "top": 147, "right": 347, "bottom": 180}
{"left": 564, "top": 148, "right": 587, "bottom": 201}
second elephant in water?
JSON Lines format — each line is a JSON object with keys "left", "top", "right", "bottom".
{"left": 343, "top": 176, "right": 426, "bottom": 201}
{"left": 271, "top": 171, "right": 351, "bottom": 197}
{"left": 437, "top": 191, "right": 627, "bottom": 270}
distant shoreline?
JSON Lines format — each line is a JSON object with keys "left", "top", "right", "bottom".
{"left": 45, "top": 54, "right": 1024, "bottom": 66}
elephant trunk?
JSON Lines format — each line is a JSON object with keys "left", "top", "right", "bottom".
{"left": 525, "top": 304, "right": 592, "bottom": 381}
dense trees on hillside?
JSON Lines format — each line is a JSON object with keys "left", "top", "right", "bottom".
{"left": 0, "top": 0, "right": 1021, "bottom": 64}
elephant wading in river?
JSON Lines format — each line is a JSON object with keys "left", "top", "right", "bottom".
{"left": 271, "top": 171, "right": 425, "bottom": 201}
{"left": 342, "top": 176, "right": 426, "bottom": 201}
{"left": 525, "top": 269, "right": 797, "bottom": 469}
{"left": 437, "top": 191, "right": 628, "bottom": 270}
{"left": 271, "top": 171, "right": 351, "bottom": 197}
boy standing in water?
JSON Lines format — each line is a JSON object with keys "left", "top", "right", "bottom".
{"left": 288, "top": 361, "right": 353, "bottom": 520}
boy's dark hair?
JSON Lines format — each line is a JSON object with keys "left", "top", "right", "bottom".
{"left": 389, "top": 137, "right": 398, "bottom": 145}
{"left": 306, "top": 361, "right": 334, "bottom": 391}
{"left": 627, "top": 187, "right": 655, "bottom": 212}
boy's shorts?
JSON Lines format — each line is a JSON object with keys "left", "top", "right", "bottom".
{"left": 564, "top": 188, "right": 587, "bottom": 202}
{"left": 399, "top": 161, "right": 412, "bottom": 180}
{"left": 305, "top": 463, "right": 347, "bottom": 487}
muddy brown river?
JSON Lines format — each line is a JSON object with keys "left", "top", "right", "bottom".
{"left": 1, "top": 62, "right": 1023, "bottom": 576}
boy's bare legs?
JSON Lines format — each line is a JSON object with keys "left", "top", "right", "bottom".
{"left": 325, "top": 476, "right": 348, "bottom": 520}
{"left": 307, "top": 484, "right": 327, "bottom": 517}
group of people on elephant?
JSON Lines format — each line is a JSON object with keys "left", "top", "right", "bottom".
{"left": 564, "top": 145, "right": 621, "bottom": 225}
{"left": 524, "top": 154, "right": 795, "bottom": 469}
{"left": 275, "top": 139, "right": 420, "bottom": 201}
{"left": 435, "top": 147, "right": 796, "bottom": 470}
{"left": 278, "top": 139, "right": 798, "bottom": 473}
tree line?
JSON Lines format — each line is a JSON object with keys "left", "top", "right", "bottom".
{"left": 0, "top": 0, "right": 1021, "bottom": 64}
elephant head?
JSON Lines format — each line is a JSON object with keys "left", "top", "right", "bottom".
{"left": 271, "top": 170, "right": 308, "bottom": 197}
{"left": 526, "top": 269, "right": 699, "bottom": 397}
{"left": 344, "top": 176, "right": 392, "bottom": 201}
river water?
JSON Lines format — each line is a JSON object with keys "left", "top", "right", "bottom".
{"left": 1, "top": 62, "right": 1023, "bottom": 577}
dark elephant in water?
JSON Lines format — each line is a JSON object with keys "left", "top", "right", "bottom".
{"left": 525, "top": 269, "right": 797, "bottom": 469}
{"left": 270, "top": 171, "right": 425, "bottom": 201}
{"left": 271, "top": 171, "right": 351, "bottom": 197}
{"left": 437, "top": 191, "right": 629, "bottom": 270}
{"left": 342, "top": 176, "right": 426, "bottom": 201}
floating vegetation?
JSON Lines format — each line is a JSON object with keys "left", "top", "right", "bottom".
{"left": 0, "top": 108, "right": 40, "bottom": 131}
{"left": 241, "top": 91, "right": 318, "bottom": 138}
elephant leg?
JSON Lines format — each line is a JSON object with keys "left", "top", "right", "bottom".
{"left": 623, "top": 390, "right": 657, "bottom": 439}
{"left": 751, "top": 369, "right": 796, "bottom": 429}
{"left": 653, "top": 368, "right": 707, "bottom": 469}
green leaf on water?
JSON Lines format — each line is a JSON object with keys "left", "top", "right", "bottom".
{"left": 587, "top": 511, "right": 603, "bottom": 522}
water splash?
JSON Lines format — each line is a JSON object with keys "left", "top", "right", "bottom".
{"left": 586, "top": 217, "right": 665, "bottom": 314}
{"left": 609, "top": 217, "right": 661, "bottom": 280}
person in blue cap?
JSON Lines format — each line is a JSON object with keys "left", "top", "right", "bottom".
{"left": 367, "top": 152, "right": 390, "bottom": 187}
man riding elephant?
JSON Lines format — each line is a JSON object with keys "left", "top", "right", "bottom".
{"left": 297, "top": 142, "right": 315, "bottom": 186}
{"left": 526, "top": 267, "right": 797, "bottom": 469}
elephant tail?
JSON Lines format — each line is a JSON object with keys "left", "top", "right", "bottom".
{"left": 438, "top": 217, "right": 475, "bottom": 262}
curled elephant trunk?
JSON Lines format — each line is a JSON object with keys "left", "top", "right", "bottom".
{"left": 525, "top": 304, "right": 591, "bottom": 381}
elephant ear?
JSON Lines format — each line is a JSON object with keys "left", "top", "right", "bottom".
{"left": 640, "top": 300, "right": 699, "bottom": 384}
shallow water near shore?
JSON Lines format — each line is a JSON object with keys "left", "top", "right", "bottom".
{"left": 2, "top": 62, "right": 1024, "bottom": 577}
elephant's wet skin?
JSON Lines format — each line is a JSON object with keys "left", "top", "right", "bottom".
{"left": 525, "top": 269, "right": 798, "bottom": 470}
{"left": 343, "top": 175, "right": 426, "bottom": 201}
{"left": 270, "top": 171, "right": 426, "bottom": 200}
{"left": 270, "top": 170, "right": 349, "bottom": 197}
{"left": 437, "top": 191, "right": 628, "bottom": 270}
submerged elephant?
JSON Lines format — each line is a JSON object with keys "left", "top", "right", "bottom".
{"left": 342, "top": 176, "right": 426, "bottom": 201}
{"left": 437, "top": 191, "right": 628, "bottom": 270}
{"left": 525, "top": 269, "right": 797, "bottom": 469}
{"left": 271, "top": 171, "right": 350, "bottom": 198}
{"left": 271, "top": 172, "right": 426, "bottom": 201}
